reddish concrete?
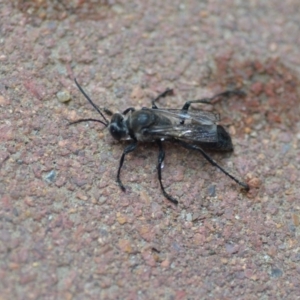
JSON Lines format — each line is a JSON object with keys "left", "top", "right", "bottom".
{"left": 1, "top": 1, "right": 300, "bottom": 299}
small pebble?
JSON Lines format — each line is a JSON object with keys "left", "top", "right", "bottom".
{"left": 270, "top": 268, "right": 283, "bottom": 278}
{"left": 57, "top": 90, "right": 71, "bottom": 102}
{"left": 207, "top": 184, "right": 216, "bottom": 197}
{"left": 186, "top": 213, "right": 192, "bottom": 222}
{"left": 45, "top": 170, "right": 56, "bottom": 183}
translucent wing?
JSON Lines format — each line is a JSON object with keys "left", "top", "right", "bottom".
{"left": 142, "top": 108, "right": 220, "bottom": 125}
{"left": 146, "top": 123, "right": 218, "bottom": 143}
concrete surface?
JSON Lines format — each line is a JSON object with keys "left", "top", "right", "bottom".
{"left": 0, "top": 0, "right": 300, "bottom": 299}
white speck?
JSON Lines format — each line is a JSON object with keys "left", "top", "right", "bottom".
{"left": 112, "top": 4, "right": 124, "bottom": 14}
{"left": 161, "top": 138, "right": 165, "bottom": 141}
{"left": 269, "top": 43, "right": 277, "bottom": 52}
{"left": 45, "top": 170, "right": 56, "bottom": 183}
{"left": 186, "top": 213, "right": 192, "bottom": 222}
{"left": 161, "top": 161, "right": 164, "bottom": 169}
{"left": 264, "top": 255, "right": 271, "bottom": 262}
{"left": 180, "top": 210, "right": 186, "bottom": 219}
{"left": 183, "top": 130, "right": 192, "bottom": 134}
{"left": 250, "top": 131, "right": 258, "bottom": 138}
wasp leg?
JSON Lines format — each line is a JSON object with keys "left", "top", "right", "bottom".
{"left": 175, "top": 140, "right": 249, "bottom": 191}
{"left": 117, "top": 141, "right": 138, "bottom": 191}
{"left": 152, "top": 88, "right": 174, "bottom": 109}
{"left": 180, "top": 90, "right": 246, "bottom": 124}
{"left": 181, "top": 90, "right": 246, "bottom": 110}
{"left": 156, "top": 140, "right": 178, "bottom": 205}
{"left": 123, "top": 107, "right": 135, "bottom": 115}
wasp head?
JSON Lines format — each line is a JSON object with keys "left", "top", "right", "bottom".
{"left": 109, "top": 113, "right": 129, "bottom": 140}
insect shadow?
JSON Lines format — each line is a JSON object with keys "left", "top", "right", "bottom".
{"left": 70, "top": 79, "right": 249, "bottom": 205}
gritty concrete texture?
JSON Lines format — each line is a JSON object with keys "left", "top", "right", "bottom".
{"left": 1, "top": 1, "right": 300, "bottom": 299}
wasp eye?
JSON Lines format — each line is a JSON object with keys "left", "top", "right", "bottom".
{"left": 110, "top": 124, "right": 123, "bottom": 140}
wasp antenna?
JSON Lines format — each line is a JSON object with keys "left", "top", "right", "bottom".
{"left": 74, "top": 78, "right": 109, "bottom": 127}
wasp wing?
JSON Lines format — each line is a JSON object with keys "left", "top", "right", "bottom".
{"left": 146, "top": 123, "right": 218, "bottom": 143}
{"left": 142, "top": 108, "right": 220, "bottom": 125}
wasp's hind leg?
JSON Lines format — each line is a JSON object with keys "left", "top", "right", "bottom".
{"left": 156, "top": 140, "right": 178, "bottom": 205}
{"left": 181, "top": 90, "right": 246, "bottom": 111}
{"left": 180, "top": 90, "right": 245, "bottom": 124}
{"left": 151, "top": 88, "right": 174, "bottom": 109}
{"left": 117, "top": 141, "right": 138, "bottom": 191}
{"left": 176, "top": 140, "right": 249, "bottom": 191}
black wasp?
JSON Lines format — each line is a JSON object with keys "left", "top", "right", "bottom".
{"left": 71, "top": 79, "right": 249, "bottom": 205}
